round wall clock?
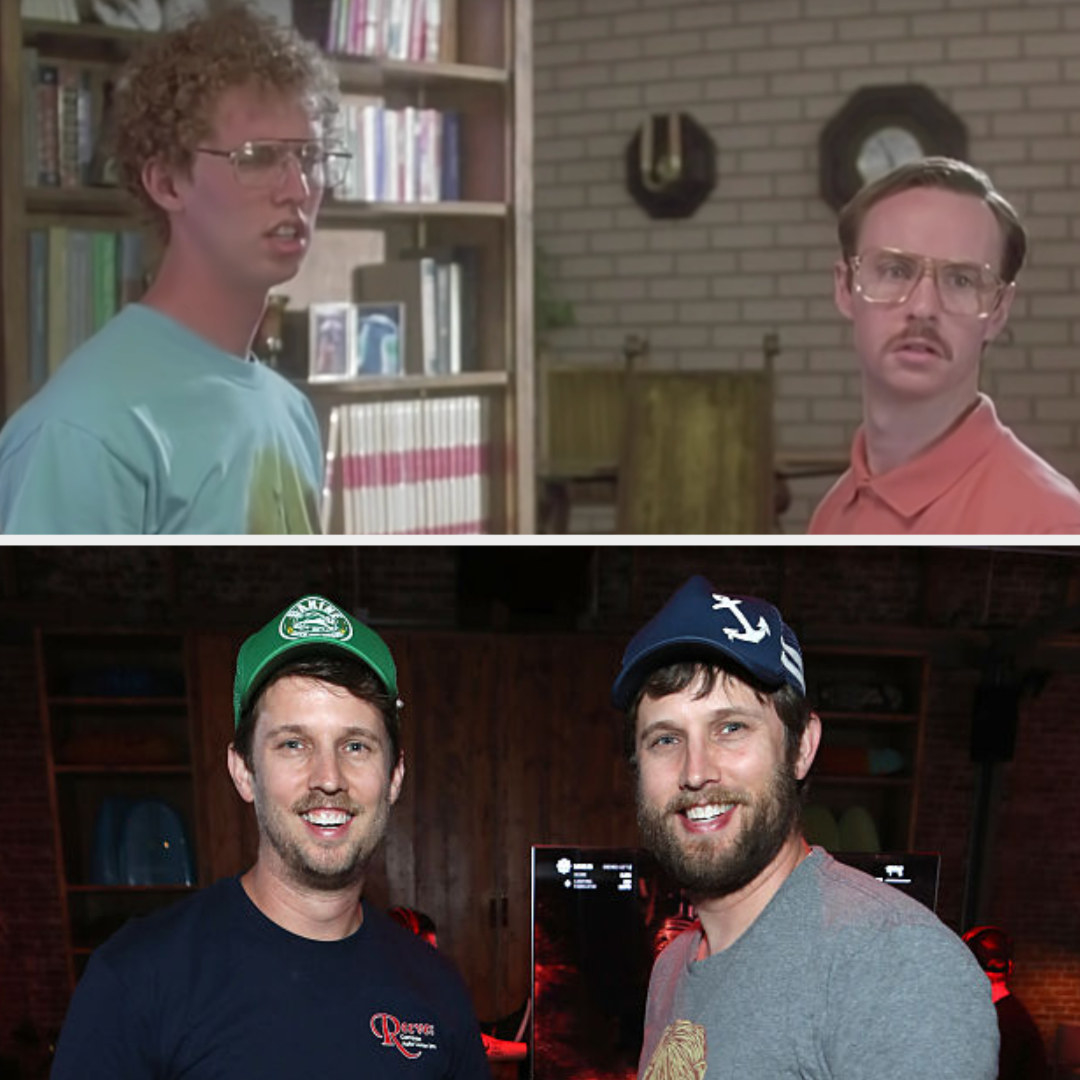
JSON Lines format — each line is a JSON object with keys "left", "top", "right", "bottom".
{"left": 818, "top": 84, "right": 968, "bottom": 212}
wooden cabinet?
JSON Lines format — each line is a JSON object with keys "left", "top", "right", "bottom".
{"left": 373, "top": 630, "right": 635, "bottom": 1023}
{"left": 37, "top": 626, "right": 251, "bottom": 989}
{"left": 0, "top": 1, "right": 535, "bottom": 532}
{"left": 803, "top": 646, "right": 928, "bottom": 853}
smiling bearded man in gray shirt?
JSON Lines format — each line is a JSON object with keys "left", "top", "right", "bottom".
{"left": 612, "top": 574, "right": 998, "bottom": 1080}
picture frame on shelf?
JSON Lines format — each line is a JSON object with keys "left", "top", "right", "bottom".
{"left": 355, "top": 301, "right": 403, "bottom": 376}
{"left": 308, "top": 301, "right": 354, "bottom": 381}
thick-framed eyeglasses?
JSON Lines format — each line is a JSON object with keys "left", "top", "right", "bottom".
{"left": 194, "top": 139, "right": 352, "bottom": 190}
{"left": 849, "top": 247, "right": 1007, "bottom": 318}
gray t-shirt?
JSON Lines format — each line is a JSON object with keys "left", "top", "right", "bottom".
{"left": 639, "top": 848, "right": 998, "bottom": 1079}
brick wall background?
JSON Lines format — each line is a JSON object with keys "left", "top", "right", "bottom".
{"left": 2, "top": 545, "right": 1078, "bottom": 1064}
{"left": 532, "top": 0, "right": 1080, "bottom": 532}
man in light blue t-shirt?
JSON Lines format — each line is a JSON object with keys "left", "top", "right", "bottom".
{"left": 612, "top": 574, "right": 999, "bottom": 1079}
{"left": 0, "top": 6, "right": 349, "bottom": 534}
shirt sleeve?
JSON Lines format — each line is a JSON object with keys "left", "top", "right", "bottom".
{"left": 824, "top": 922, "right": 999, "bottom": 1080}
{"left": 451, "top": 1022, "right": 492, "bottom": 1079}
{"left": 50, "top": 952, "right": 157, "bottom": 1080}
{"left": 301, "top": 393, "right": 325, "bottom": 486}
{"left": 0, "top": 420, "right": 147, "bottom": 534}
{"left": 442, "top": 963, "right": 493, "bottom": 1079}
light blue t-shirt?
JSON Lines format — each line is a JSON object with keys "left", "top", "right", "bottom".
{"left": 0, "top": 304, "right": 323, "bottom": 534}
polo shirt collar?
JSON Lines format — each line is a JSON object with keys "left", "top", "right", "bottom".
{"left": 847, "top": 394, "right": 1002, "bottom": 519}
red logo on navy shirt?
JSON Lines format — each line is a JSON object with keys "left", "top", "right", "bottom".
{"left": 370, "top": 1013, "right": 438, "bottom": 1059}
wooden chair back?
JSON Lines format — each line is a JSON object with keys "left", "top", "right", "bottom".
{"left": 538, "top": 365, "right": 627, "bottom": 479}
{"left": 617, "top": 371, "right": 774, "bottom": 534}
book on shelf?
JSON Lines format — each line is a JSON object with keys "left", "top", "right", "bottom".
{"left": 45, "top": 227, "right": 67, "bottom": 374}
{"left": 320, "top": 405, "right": 341, "bottom": 533}
{"left": 27, "top": 227, "right": 146, "bottom": 389}
{"left": 22, "top": 48, "right": 39, "bottom": 189}
{"left": 34, "top": 61, "right": 60, "bottom": 187}
{"left": 325, "top": 395, "right": 490, "bottom": 534}
{"left": 57, "top": 64, "right": 89, "bottom": 188}
{"left": 334, "top": 101, "right": 458, "bottom": 204}
{"left": 25, "top": 56, "right": 118, "bottom": 189}
{"left": 325, "top": 0, "right": 457, "bottom": 62}
{"left": 439, "top": 109, "right": 460, "bottom": 201}
{"left": 400, "top": 243, "right": 481, "bottom": 372}
{"left": 27, "top": 231, "right": 48, "bottom": 393}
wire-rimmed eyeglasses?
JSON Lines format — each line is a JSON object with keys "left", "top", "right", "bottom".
{"left": 194, "top": 139, "right": 352, "bottom": 190}
{"left": 849, "top": 247, "right": 1007, "bottom": 318}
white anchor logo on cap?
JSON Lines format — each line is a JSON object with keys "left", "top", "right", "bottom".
{"left": 711, "top": 594, "right": 770, "bottom": 644}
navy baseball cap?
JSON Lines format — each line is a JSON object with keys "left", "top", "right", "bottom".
{"left": 611, "top": 574, "right": 805, "bottom": 710}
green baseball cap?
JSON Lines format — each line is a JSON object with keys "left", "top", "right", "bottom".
{"left": 233, "top": 594, "right": 397, "bottom": 726}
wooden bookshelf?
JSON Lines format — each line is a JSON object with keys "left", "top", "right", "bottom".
{"left": 803, "top": 645, "right": 929, "bottom": 852}
{"left": 0, "top": 0, "right": 535, "bottom": 532}
{"left": 37, "top": 627, "right": 201, "bottom": 988}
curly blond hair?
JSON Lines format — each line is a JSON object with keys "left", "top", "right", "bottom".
{"left": 112, "top": 3, "right": 340, "bottom": 238}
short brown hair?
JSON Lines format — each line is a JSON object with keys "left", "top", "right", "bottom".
{"left": 837, "top": 157, "right": 1027, "bottom": 283}
{"left": 112, "top": 4, "right": 340, "bottom": 240}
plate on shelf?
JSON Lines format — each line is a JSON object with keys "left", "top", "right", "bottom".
{"left": 838, "top": 805, "right": 881, "bottom": 853}
{"left": 802, "top": 803, "right": 840, "bottom": 851}
{"left": 90, "top": 796, "right": 133, "bottom": 885}
{"left": 120, "top": 799, "right": 195, "bottom": 885}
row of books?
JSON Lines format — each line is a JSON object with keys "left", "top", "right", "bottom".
{"left": 22, "top": 52, "right": 113, "bottom": 189}
{"left": 335, "top": 99, "right": 460, "bottom": 203}
{"left": 26, "top": 227, "right": 145, "bottom": 391}
{"left": 322, "top": 397, "right": 490, "bottom": 534}
{"left": 22, "top": 65, "right": 464, "bottom": 204}
{"left": 326, "top": 0, "right": 457, "bottom": 63}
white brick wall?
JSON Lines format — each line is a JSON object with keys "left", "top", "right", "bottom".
{"left": 533, "top": 0, "right": 1080, "bottom": 533}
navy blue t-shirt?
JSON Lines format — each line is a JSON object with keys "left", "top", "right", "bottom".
{"left": 51, "top": 876, "right": 491, "bottom": 1079}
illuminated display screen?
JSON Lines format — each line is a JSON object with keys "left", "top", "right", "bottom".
{"left": 531, "top": 846, "right": 689, "bottom": 1080}
{"left": 831, "top": 851, "right": 941, "bottom": 913}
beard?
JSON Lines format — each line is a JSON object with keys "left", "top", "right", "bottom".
{"left": 252, "top": 786, "right": 391, "bottom": 892}
{"left": 637, "top": 755, "right": 802, "bottom": 900}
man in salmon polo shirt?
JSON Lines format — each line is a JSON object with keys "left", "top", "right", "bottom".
{"left": 809, "top": 157, "right": 1080, "bottom": 535}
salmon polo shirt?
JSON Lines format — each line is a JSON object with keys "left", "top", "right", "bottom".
{"left": 809, "top": 394, "right": 1080, "bottom": 535}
